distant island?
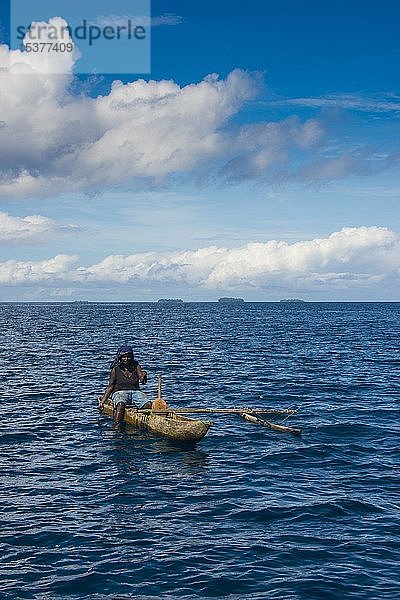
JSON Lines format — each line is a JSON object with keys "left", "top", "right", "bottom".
{"left": 279, "top": 299, "right": 306, "bottom": 303}
{"left": 218, "top": 297, "right": 245, "bottom": 303}
{"left": 157, "top": 299, "right": 184, "bottom": 304}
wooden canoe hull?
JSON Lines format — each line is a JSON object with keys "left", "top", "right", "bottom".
{"left": 100, "top": 400, "right": 212, "bottom": 443}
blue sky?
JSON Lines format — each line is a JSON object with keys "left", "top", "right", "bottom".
{"left": 0, "top": 0, "right": 399, "bottom": 301}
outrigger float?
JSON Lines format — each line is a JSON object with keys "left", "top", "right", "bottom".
{"left": 98, "top": 375, "right": 302, "bottom": 443}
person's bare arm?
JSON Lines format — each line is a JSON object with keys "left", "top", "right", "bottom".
{"left": 99, "top": 368, "right": 116, "bottom": 408}
{"left": 136, "top": 363, "right": 147, "bottom": 384}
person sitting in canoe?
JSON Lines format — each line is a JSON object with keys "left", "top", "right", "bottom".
{"left": 98, "top": 345, "right": 152, "bottom": 423}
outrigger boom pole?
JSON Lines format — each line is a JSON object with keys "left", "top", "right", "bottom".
{"left": 138, "top": 407, "right": 297, "bottom": 415}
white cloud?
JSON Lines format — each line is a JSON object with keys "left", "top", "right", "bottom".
{"left": 0, "top": 18, "right": 327, "bottom": 199}
{"left": 0, "top": 211, "right": 78, "bottom": 242}
{"left": 283, "top": 150, "right": 400, "bottom": 184}
{"left": 0, "top": 255, "right": 78, "bottom": 284}
{"left": 280, "top": 93, "right": 400, "bottom": 113}
{"left": 93, "top": 14, "right": 183, "bottom": 29}
{"left": 1, "top": 227, "right": 399, "bottom": 292}
{"left": 220, "top": 116, "right": 324, "bottom": 182}
{"left": 0, "top": 19, "right": 398, "bottom": 200}
{"left": 151, "top": 14, "right": 183, "bottom": 26}
{"left": 0, "top": 24, "right": 262, "bottom": 198}
{"left": 2, "top": 16, "right": 80, "bottom": 75}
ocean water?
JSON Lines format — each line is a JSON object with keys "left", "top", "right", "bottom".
{"left": 0, "top": 302, "right": 399, "bottom": 600}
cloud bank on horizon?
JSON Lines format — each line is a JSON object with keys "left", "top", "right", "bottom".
{"left": 1, "top": 227, "right": 398, "bottom": 297}
{"left": 1, "top": 17, "right": 398, "bottom": 200}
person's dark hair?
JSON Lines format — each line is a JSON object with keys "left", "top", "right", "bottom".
{"left": 110, "top": 345, "right": 134, "bottom": 369}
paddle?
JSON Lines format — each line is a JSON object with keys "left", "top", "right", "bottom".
{"left": 151, "top": 374, "right": 168, "bottom": 411}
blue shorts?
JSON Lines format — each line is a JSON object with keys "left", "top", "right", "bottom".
{"left": 112, "top": 390, "right": 149, "bottom": 408}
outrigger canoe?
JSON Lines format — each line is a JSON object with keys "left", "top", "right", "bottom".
{"left": 99, "top": 398, "right": 212, "bottom": 443}
{"left": 98, "top": 375, "right": 300, "bottom": 441}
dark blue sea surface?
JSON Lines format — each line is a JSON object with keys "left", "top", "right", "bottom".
{"left": 0, "top": 302, "right": 399, "bottom": 600}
